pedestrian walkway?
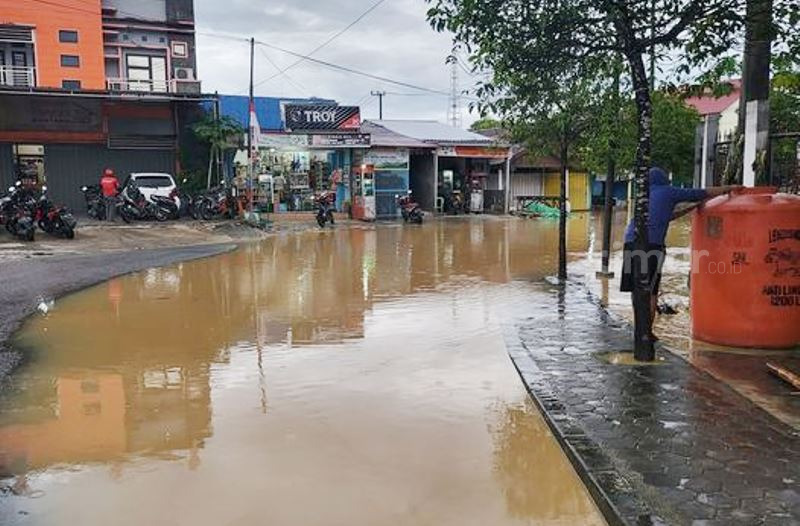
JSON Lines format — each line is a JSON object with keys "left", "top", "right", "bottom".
{"left": 504, "top": 280, "right": 800, "bottom": 526}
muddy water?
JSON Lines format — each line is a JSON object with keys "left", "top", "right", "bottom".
{"left": 1, "top": 217, "right": 605, "bottom": 526}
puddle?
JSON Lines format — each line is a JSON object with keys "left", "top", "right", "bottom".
{"left": 0, "top": 217, "right": 605, "bottom": 526}
{"left": 594, "top": 351, "right": 667, "bottom": 366}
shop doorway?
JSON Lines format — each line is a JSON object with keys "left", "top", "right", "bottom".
{"left": 409, "top": 151, "right": 435, "bottom": 212}
{"left": 437, "top": 157, "right": 490, "bottom": 214}
{"left": 13, "top": 144, "right": 45, "bottom": 186}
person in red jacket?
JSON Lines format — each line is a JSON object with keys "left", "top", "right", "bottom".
{"left": 100, "top": 168, "right": 119, "bottom": 221}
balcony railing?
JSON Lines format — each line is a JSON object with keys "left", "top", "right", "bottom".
{"left": 0, "top": 65, "right": 36, "bottom": 88}
{"left": 106, "top": 78, "right": 201, "bottom": 95}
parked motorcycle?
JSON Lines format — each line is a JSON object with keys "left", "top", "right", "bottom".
{"left": 80, "top": 184, "right": 106, "bottom": 220}
{"left": 176, "top": 178, "right": 198, "bottom": 219}
{"left": 35, "top": 186, "right": 77, "bottom": 239}
{"left": 314, "top": 191, "right": 336, "bottom": 228}
{"left": 396, "top": 190, "right": 424, "bottom": 224}
{"left": 151, "top": 192, "right": 179, "bottom": 219}
{"left": 198, "top": 182, "right": 234, "bottom": 220}
{"left": 117, "top": 183, "right": 169, "bottom": 223}
{"left": 1, "top": 182, "right": 36, "bottom": 241}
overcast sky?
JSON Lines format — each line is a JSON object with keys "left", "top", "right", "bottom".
{"left": 194, "top": 0, "right": 481, "bottom": 126}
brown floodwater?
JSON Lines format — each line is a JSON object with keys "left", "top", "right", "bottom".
{"left": 0, "top": 216, "right": 605, "bottom": 526}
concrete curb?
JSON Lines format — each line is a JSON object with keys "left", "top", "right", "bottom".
{"left": 504, "top": 332, "right": 653, "bottom": 526}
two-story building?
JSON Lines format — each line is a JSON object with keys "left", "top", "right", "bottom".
{"left": 0, "top": 0, "right": 209, "bottom": 212}
{"left": 0, "top": 0, "right": 199, "bottom": 93}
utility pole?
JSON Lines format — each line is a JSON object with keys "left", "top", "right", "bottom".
{"left": 247, "top": 37, "right": 255, "bottom": 213}
{"left": 740, "top": 0, "right": 773, "bottom": 187}
{"left": 213, "top": 90, "right": 222, "bottom": 185}
{"left": 371, "top": 90, "right": 386, "bottom": 119}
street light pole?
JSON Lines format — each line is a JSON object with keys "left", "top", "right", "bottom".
{"left": 247, "top": 37, "right": 255, "bottom": 213}
{"left": 371, "top": 90, "right": 386, "bottom": 119}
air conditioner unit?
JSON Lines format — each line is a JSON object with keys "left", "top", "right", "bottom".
{"left": 174, "top": 67, "right": 194, "bottom": 81}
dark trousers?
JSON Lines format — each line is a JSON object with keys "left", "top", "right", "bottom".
{"left": 105, "top": 196, "right": 116, "bottom": 221}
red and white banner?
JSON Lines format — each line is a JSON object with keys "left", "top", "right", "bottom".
{"left": 249, "top": 99, "right": 261, "bottom": 160}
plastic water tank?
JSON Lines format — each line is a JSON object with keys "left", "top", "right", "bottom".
{"left": 691, "top": 187, "right": 800, "bottom": 348}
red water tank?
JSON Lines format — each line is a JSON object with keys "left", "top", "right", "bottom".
{"left": 691, "top": 187, "right": 800, "bottom": 348}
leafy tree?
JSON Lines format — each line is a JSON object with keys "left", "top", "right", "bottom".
{"left": 426, "top": 0, "right": 761, "bottom": 359}
{"left": 469, "top": 117, "right": 502, "bottom": 131}
{"left": 509, "top": 80, "right": 601, "bottom": 280}
{"left": 581, "top": 92, "right": 700, "bottom": 186}
{"left": 192, "top": 113, "right": 244, "bottom": 188}
{"left": 769, "top": 68, "right": 800, "bottom": 190}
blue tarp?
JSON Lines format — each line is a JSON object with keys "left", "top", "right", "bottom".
{"left": 211, "top": 95, "right": 337, "bottom": 132}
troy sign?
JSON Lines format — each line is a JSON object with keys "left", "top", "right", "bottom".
{"left": 284, "top": 104, "right": 361, "bottom": 132}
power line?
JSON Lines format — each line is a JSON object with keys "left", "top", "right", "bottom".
{"left": 252, "top": 0, "right": 388, "bottom": 89}
{"left": 254, "top": 38, "right": 450, "bottom": 96}
{"left": 258, "top": 47, "right": 308, "bottom": 95}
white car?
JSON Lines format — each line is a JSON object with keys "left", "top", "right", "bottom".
{"left": 126, "top": 172, "right": 181, "bottom": 209}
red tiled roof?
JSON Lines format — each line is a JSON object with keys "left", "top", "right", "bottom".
{"left": 684, "top": 79, "right": 741, "bottom": 116}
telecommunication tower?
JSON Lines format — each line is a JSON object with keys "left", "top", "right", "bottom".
{"left": 447, "top": 60, "right": 462, "bottom": 128}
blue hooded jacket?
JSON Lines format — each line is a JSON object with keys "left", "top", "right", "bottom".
{"left": 624, "top": 168, "right": 707, "bottom": 246}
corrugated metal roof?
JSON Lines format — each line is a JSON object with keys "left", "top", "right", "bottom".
{"left": 215, "top": 95, "right": 336, "bottom": 132}
{"left": 361, "top": 121, "right": 433, "bottom": 148}
{"left": 371, "top": 119, "right": 497, "bottom": 145}
{"left": 684, "top": 79, "right": 741, "bottom": 116}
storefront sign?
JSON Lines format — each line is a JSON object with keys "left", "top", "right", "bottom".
{"left": 284, "top": 104, "right": 361, "bottom": 132}
{"left": 308, "top": 133, "right": 370, "bottom": 148}
{"left": 257, "top": 133, "right": 310, "bottom": 149}
{"left": 365, "top": 148, "right": 409, "bottom": 170}
{"left": 0, "top": 95, "right": 102, "bottom": 132}
{"left": 436, "top": 145, "right": 509, "bottom": 158}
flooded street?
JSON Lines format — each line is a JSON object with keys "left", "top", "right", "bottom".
{"left": 1, "top": 218, "right": 605, "bottom": 526}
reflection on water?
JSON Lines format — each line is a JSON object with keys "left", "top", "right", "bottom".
{"left": 1, "top": 217, "right": 604, "bottom": 526}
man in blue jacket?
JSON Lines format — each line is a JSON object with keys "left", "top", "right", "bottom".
{"left": 621, "top": 167, "right": 739, "bottom": 338}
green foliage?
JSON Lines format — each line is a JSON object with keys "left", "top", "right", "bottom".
{"left": 469, "top": 117, "right": 501, "bottom": 131}
{"left": 651, "top": 93, "right": 702, "bottom": 185}
{"left": 192, "top": 113, "right": 244, "bottom": 150}
{"left": 772, "top": 64, "right": 800, "bottom": 134}
{"left": 574, "top": 92, "right": 700, "bottom": 185}
{"left": 177, "top": 169, "right": 208, "bottom": 194}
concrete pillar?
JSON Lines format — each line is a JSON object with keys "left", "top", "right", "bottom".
{"left": 504, "top": 155, "right": 511, "bottom": 214}
{"left": 696, "top": 115, "right": 719, "bottom": 189}
{"left": 742, "top": 99, "right": 770, "bottom": 187}
{"left": 433, "top": 152, "right": 439, "bottom": 214}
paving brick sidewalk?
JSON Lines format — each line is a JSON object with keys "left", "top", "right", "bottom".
{"left": 504, "top": 281, "right": 800, "bottom": 526}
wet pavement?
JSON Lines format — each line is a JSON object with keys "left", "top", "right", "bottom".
{"left": 505, "top": 280, "right": 800, "bottom": 525}
{"left": 0, "top": 218, "right": 605, "bottom": 526}
{"left": 572, "top": 214, "right": 800, "bottom": 430}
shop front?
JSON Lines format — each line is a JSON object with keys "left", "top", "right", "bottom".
{"left": 244, "top": 132, "right": 369, "bottom": 213}
{"left": 436, "top": 145, "right": 510, "bottom": 214}
{"left": 236, "top": 103, "right": 370, "bottom": 214}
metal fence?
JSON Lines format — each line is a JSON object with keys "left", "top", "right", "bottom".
{"left": 713, "top": 134, "right": 799, "bottom": 192}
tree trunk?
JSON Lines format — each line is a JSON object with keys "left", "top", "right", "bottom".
{"left": 206, "top": 145, "right": 214, "bottom": 190}
{"left": 558, "top": 136, "right": 568, "bottom": 282}
{"left": 599, "top": 64, "right": 621, "bottom": 277}
{"left": 627, "top": 50, "right": 655, "bottom": 361}
{"left": 600, "top": 152, "right": 616, "bottom": 276}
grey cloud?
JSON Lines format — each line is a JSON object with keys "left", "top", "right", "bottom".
{"left": 194, "top": 0, "right": 480, "bottom": 126}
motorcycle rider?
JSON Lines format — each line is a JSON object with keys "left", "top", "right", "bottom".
{"left": 100, "top": 168, "right": 119, "bottom": 221}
